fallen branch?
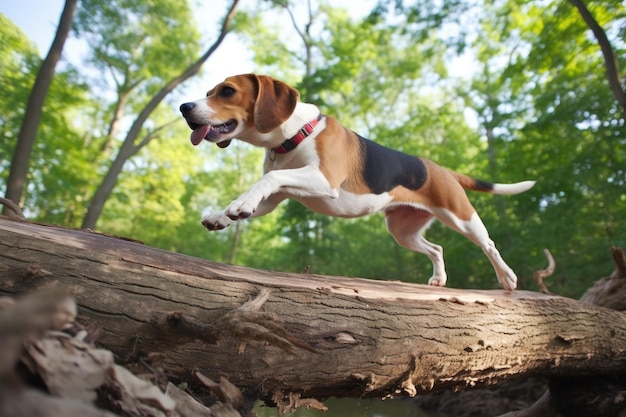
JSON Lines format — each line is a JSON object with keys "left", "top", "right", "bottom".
{"left": 580, "top": 246, "right": 626, "bottom": 310}
{"left": 166, "top": 288, "right": 318, "bottom": 355}
{"left": 497, "top": 391, "right": 557, "bottom": 417}
{"left": 533, "top": 249, "right": 555, "bottom": 295}
{"left": 0, "top": 197, "right": 25, "bottom": 219}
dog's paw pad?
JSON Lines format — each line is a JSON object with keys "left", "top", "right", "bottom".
{"left": 201, "top": 213, "right": 232, "bottom": 231}
{"left": 202, "top": 221, "right": 224, "bottom": 231}
{"left": 428, "top": 276, "right": 447, "bottom": 287}
{"left": 226, "top": 210, "right": 253, "bottom": 220}
{"left": 225, "top": 199, "right": 257, "bottom": 220}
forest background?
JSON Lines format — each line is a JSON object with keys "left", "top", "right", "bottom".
{"left": 1, "top": 0, "right": 624, "bottom": 298}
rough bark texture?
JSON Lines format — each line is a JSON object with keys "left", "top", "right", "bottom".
{"left": 494, "top": 246, "right": 626, "bottom": 417}
{"left": 2, "top": 217, "right": 626, "bottom": 405}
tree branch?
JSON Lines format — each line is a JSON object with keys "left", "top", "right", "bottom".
{"left": 498, "top": 246, "right": 626, "bottom": 417}
{"left": 132, "top": 118, "right": 179, "bottom": 153}
{"left": 533, "top": 249, "right": 555, "bottom": 295}
{"left": 0, "top": 198, "right": 26, "bottom": 219}
{"left": 568, "top": 0, "right": 626, "bottom": 114}
{"left": 81, "top": 0, "right": 241, "bottom": 230}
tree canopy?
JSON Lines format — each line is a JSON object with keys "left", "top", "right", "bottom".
{"left": 1, "top": 0, "right": 624, "bottom": 298}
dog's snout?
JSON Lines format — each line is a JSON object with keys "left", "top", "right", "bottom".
{"left": 180, "top": 102, "right": 195, "bottom": 116}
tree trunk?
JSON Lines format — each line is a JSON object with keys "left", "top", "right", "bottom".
{"left": 2, "top": 0, "right": 77, "bottom": 216}
{"left": 2, "top": 217, "right": 626, "bottom": 407}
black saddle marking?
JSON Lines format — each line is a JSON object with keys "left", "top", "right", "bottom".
{"left": 357, "top": 134, "right": 427, "bottom": 195}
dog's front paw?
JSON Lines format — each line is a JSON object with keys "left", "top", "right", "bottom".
{"left": 498, "top": 270, "right": 518, "bottom": 291}
{"left": 201, "top": 212, "right": 233, "bottom": 231}
{"left": 225, "top": 197, "right": 258, "bottom": 220}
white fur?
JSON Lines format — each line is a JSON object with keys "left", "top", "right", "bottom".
{"left": 432, "top": 209, "right": 517, "bottom": 290}
{"left": 492, "top": 180, "right": 536, "bottom": 195}
{"left": 297, "top": 191, "right": 393, "bottom": 218}
{"left": 247, "top": 103, "right": 322, "bottom": 149}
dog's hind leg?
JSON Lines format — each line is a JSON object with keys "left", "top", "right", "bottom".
{"left": 433, "top": 208, "right": 517, "bottom": 291}
{"left": 385, "top": 206, "right": 448, "bottom": 287}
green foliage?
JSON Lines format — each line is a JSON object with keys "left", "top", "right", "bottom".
{"left": 457, "top": 0, "right": 626, "bottom": 295}
{"left": 0, "top": 15, "right": 93, "bottom": 224}
{"left": 73, "top": 0, "right": 200, "bottom": 91}
{"left": 0, "top": 16, "right": 36, "bottom": 175}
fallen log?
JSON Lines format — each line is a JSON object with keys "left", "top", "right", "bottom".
{"left": 1, "top": 217, "right": 626, "bottom": 410}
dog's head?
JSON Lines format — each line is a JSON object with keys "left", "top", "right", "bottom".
{"left": 179, "top": 74, "right": 299, "bottom": 148}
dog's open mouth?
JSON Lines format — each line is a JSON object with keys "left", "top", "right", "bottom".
{"left": 188, "top": 120, "right": 237, "bottom": 146}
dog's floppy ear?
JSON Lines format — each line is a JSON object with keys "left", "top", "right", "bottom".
{"left": 250, "top": 74, "right": 299, "bottom": 133}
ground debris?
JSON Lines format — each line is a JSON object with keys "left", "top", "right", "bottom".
{"left": 271, "top": 391, "right": 328, "bottom": 416}
{"left": 0, "top": 289, "right": 246, "bottom": 417}
{"left": 196, "top": 372, "right": 245, "bottom": 410}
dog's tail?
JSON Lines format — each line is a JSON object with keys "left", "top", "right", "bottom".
{"left": 451, "top": 172, "right": 536, "bottom": 195}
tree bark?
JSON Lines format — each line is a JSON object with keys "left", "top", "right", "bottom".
{"left": 497, "top": 246, "right": 626, "bottom": 417}
{"left": 2, "top": 0, "right": 78, "bottom": 215}
{"left": 1, "top": 217, "right": 626, "bottom": 405}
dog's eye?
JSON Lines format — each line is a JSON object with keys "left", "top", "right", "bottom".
{"left": 219, "top": 86, "right": 236, "bottom": 98}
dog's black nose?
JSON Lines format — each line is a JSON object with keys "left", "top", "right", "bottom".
{"left": 179, "top": 102, "right": 195, "bottom": 116}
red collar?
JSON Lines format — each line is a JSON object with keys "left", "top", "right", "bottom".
{"left": 271, "top": 114, "right": 323, "bottom": 154}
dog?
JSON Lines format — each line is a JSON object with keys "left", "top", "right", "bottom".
{"left": 179, "top": 74, "right": 535, "bottom": 291}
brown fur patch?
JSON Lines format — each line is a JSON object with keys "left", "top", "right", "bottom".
{"left": 205, "top": 76, "right": 257, "bottom": 127}
{"left": 251, "top": 75, "right": 299, "bottom": 133}
{"left": 204, "top": 74, "right": 298, "bottom": 134}
{"left": 314, "top": 117, "right": 371, "bottom": 194}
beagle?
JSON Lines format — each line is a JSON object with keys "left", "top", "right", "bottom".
{"left": 179, "top": 74, "right": 535, "bottom": 291}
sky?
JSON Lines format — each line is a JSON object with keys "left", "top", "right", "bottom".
{"left": 1, "top": 1, "right": 66, "bottom": 54}
{"left": 0, "top": 0, "right": 381, "bottom": 80}
{"left": 0, "top": 0, "right": 255, "bottom": 100}
{"left": 1, "top": 0, "right": 377, "bottom": 101}
{"left": 1, "top": 0, "right": 477, "bottom": 123}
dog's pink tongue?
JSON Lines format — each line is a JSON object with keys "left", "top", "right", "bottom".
{"left": 190, "top": 125, "right": 211, "bottom": 146}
